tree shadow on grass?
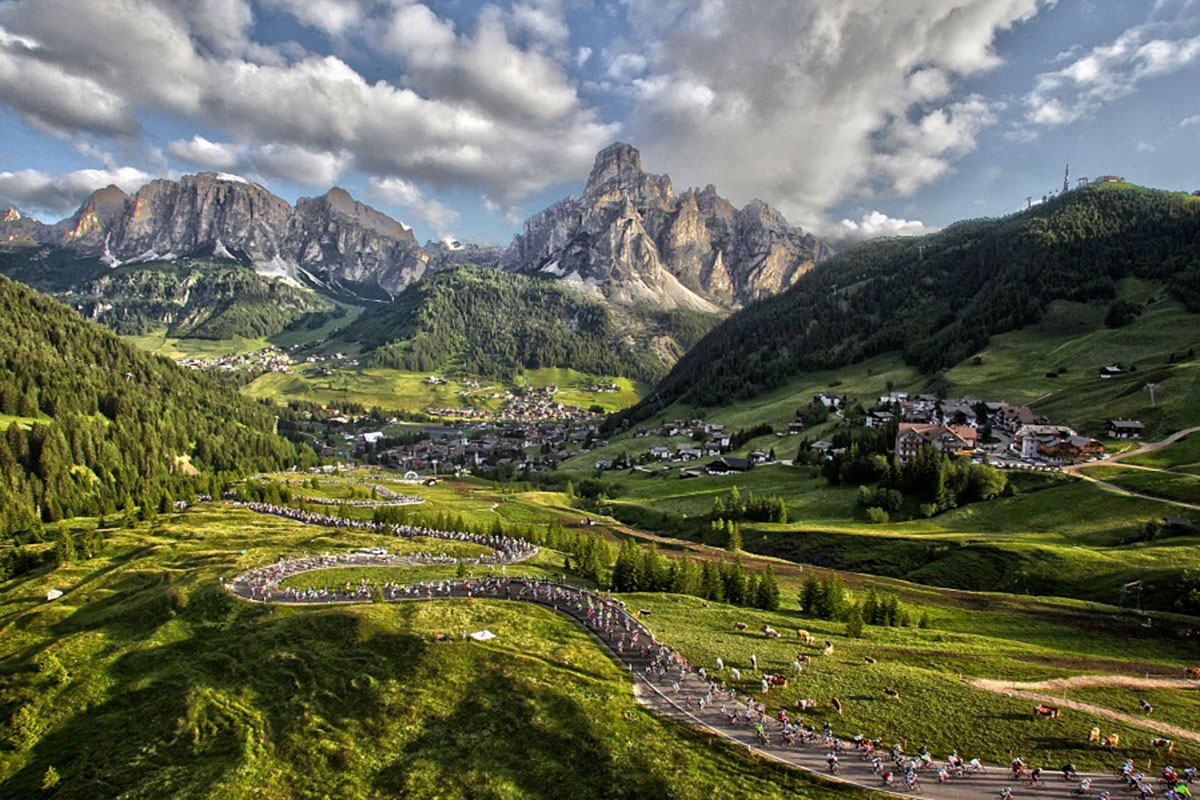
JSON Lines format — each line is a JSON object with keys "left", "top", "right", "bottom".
{"left": 373, "top": 669, "right": 676, "bottom": 800}
{"left": 1, "top": 610, "right": 428, "bottom": 799}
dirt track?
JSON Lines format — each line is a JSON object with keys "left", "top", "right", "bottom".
{"left": 971, "top": 676, "right": 1200, "bottom": 744}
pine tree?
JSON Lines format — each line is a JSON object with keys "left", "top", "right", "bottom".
{"left": 845, "top": 603, "right": 865, "bottom": 638}
{"left": 53, "top": 529, "right": 76, "bottom": 565}
{"left": 756, "top": 565, "right": 781, "bottom": 611}
{"left": 725, "top": 520, "right": 743, "bottom": 552}
{"left": 701, "top": 560, "right": 725, "bottom": 602}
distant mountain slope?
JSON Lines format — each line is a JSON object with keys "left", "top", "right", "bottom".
{"left": 644, "top": 183, "right": 1200, "bottom": 409}
{"left": 1, "top": 145, "right": 829, "bottom": 317}
{"left": 0, "top": 173, "right": 435, "bottom": 299}
{"left": 338, "top": 266, "right": 721, "bottom": 381}
{"left": 0, "top": 273, "right": 309, "bottom": 535}
{"left": 0, "top": 250, "right": 336, "bottom": 340}
{"left": 503, "top": 143, "right": 831, "bottom": 310}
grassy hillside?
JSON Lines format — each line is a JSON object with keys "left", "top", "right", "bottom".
{"left": 0, "top": 272, "right": 309, "bottom": 537}
{"left": 4, "top": 475, "right": 1198, "bottom": 796}
{"left": 0, "top": 504, "right": 855, "bottom": 800}
{"left": 640, "top": 182, "right": 1200, "bottom": 413}
{"left": 338, "top": 266, "right": 721, "bottom": 383}
{"left": 0, "top": 250, "right": 337, "bottom": 341}
{"left": 243, "top": 364, "right": 645, "bottom": 415}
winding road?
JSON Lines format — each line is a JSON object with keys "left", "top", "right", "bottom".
{"left": 226, "top": 556, "right": 1175, "bottom": 800}
{"left": 1065, "top": 427, "right": 1200, "bottom": 510}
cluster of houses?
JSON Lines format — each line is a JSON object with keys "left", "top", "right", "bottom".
{"left": 596, "top": 420, "right": 776, "bottom": 476}
{"left": 179, "top": 346, "right": 294, "bottom": 373}
{"left": 870, "top": 392, "right": 1141, "bottom": 468}
{"left": 373, "top": 418, "right": 607, "bottom": 475}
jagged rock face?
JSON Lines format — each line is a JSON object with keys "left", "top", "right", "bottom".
{"left": 1, "top": 173, "right": 427, "bottom": 297}
{"left": 286, "top": 188, "right": 426, "bottom": 294}
{"left": 504, "top": 142, "right": 831, "bottom": 309}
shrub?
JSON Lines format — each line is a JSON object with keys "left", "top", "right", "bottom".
{"left": 865, "top": 506, "right": 889, "bottom": 524}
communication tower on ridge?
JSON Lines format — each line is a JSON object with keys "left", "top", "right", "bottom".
{"left": 1063, "top": 164, "right": 1070, "bottom": 194}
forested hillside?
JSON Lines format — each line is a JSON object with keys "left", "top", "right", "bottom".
{"left": 0, "top": 250, "right": 335, "bottom": 340}
{"left": 646, "top": 184, "right": 1200, "bottom": 408}
{"left": 0, "top": 274, "right": 313, "bottom": 539}
{"left": 340, "top": 267, "right": 720, "bottom": 381}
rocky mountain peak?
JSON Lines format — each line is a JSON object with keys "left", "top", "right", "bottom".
{"left": 586, "top": 142, "right": 643, "bottom": 190}
{"left": 506, "top": 143, "right": 830, "bottom": 308}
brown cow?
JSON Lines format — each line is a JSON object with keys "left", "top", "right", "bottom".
{"left": 734, "top": 622, "right": 748, "bottom": 631}
{"left": 1150, "top": 737, "right": 1175, "bottom": 753}
{"left": 1185, "top": 667, "right": 1200, "bottom": 678}
{"left": 863, "top": 656, "right": 877, "bottom": 665}
{"left": 1033, "top": 704, "right": 1060, "bottom": 719}
{"left": 831, "top": 696, "right": 844, "bottom": 715}
{"left": 796, "top": 698, "right": 818, "bottom": 711}
{"left": 797, "top": 629, "right": 814, "bottom": 644}
{"left": 795, "top": 654, "right": 811, "bottom": 664}
{"left": 884, "top": 688, "right": 900, "bottom": 700}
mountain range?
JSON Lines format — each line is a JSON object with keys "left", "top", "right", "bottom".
{"left": 0, "top": 144, "right": 828, "bottom": 311}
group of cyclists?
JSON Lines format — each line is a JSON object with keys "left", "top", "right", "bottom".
{"left": 226, "top": 531, "right": 1200, "bottom": 800}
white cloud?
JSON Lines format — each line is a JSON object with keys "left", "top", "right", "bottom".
{"left": 0, "top": 166, "right": 153, "bottom": 216}
{"left": 368, "top": 176, "right": 459, "bottom": 238}
{"left": 1024, "top": 18, "right": 1200, "bottom": 127}
{"left": 251, "top": 143, "right": 350, "bottom": 186}
{"left": 575, "top": 46, "right": 593, "bottom": 68}
{"left": 617, "top": 0, "right": 1044, "bottom": 230}
{"left": 832, "top": 210, "right": 935, "bottom": 246}
{"left": 607, "top": 52, "right": 648, "bottom": 80}
{"left": 167, "top": 135, "right": 245, "bottom": 169}
{"left": 263, "top": 0, "right": 365, "bottom": 37}
{"left": 1181, "top": 114, "right": 1200, "bottom": 127}
{"left": 0, "top": 0, "right": 617, "bottom": 212}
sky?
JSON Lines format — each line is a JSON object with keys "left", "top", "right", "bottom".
{"left": 1, "top": 0, "right": 1199, "bottom": 247}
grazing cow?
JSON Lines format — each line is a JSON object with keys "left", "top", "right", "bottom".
{"left": 762, "top": 625, "right": 781, "bottom": 639}
{"left": 1150, "top": 738, "right": 1175, "bottom": 754}
{"left": 1033, "top": 704, "right": 1060, "bottom": 719}
{"left": 1185, "top": 667, "right": 1200, "bottom": 678}
{"left": 823, "top": 640, "right": 834, "bottom": 657}
{"left": 1088, "top": 727, "right": 1101, "bottom": 744}
{"left": 1138, "top": 699, "right": 1154, "bottom": 714}
{"left": 1101, "top": 733, "right": 1120, "bottom": 749}
{"left": 831, "top": 696, "right": 844, "bottom": 715}
{"left": 731, "top": 667, "right": 742, "bottom": 681}
{"left": 715, "top": 657, "right": 724, "bottom": 672}
{"left": 792, "top": 660, "right": 804, "bottom": 674}
{"left": 797, "top": 629, "right": 814, "bottom": 644}
{"left": 796, "top": 654, "right": 811, "bottom": 664}
{"left": 750, "top": 654, "right": 758, "bottom": 671}
{"left": 734, "top": 622, "right": 748, "bottom": 631}
{"left": 863, "top": 656, "right": 877, "bottom": 665}
{"left": 796, "top": 698, "right": 818, "bottom": 711}
{"left": 884, "top": 688, "right": 900, "bottom": 700}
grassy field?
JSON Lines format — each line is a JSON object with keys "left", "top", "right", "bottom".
{"left": 123, "top": 327, "right": 272, "bottom": 360}
{"left": 942, "top": 284, "right": 1200, "bottom": 439}
{"left": 1125, "top": 434, "right": 1200, "bottom": 470}
{"left": 1086, "top": 466, "right": 1200, "bottom": 506}
{"left": 243, "top": 365, "right": 645, "bottom": 415}
{"left": 1061, "top": 686, "right": 1200, "bottom": 736}
{"left": 623, "top": 592, "right": 1200, "bottom": 772}
{"left": 0, "top": 506, "right": 855, "bottom": 800}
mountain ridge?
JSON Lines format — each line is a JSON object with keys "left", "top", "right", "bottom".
{"left": 1, "top": 144, "right": 830, "bottom": 312}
